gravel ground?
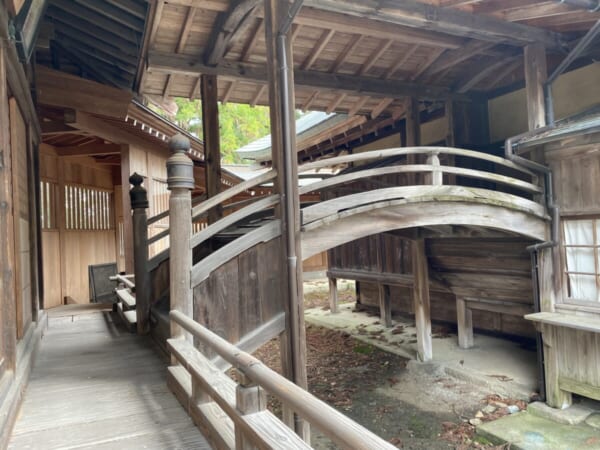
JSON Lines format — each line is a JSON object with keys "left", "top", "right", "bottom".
{"left": 251, "top": 283, "right": 524, "bottom": 449}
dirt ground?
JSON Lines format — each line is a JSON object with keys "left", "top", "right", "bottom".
{"left": 253, "top": 286, "right": 525, "bottom": 449}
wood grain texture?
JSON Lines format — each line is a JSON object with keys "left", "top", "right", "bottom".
{"left": 8, "top": 312, "right": 210, "bottom": 449}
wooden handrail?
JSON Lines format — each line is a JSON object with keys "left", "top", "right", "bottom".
{"left": 298, "top": 146, "right": 536, "bottom": 176}
{"left": 170, "top": 309, "right": 397, "bottom": 450}
{"left": 148, "top": 193, "right": 207, "bottom": 225}
{"left": 110, "top": 274, "right": 135, "bottom": 290}
{"left": 190, "top": 194, "right": 279, "bottom": 249}
{"left": 299, "top": 163, "right": 542, "bottom": 196}
{"left": 191, "top": 169, "right": 277, "bottom": 220}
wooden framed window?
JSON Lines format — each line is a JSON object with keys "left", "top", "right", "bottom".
{"left": 64, "top": 185, "right": 114, "bottom": 231}
{"left": 562, "top": 217, "right": 600, "bottom": 305}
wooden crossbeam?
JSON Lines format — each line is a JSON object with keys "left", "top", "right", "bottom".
{"left": 302, "top": 29, "right": 335, "bottom": 70}
{"left": 330, "top": 34, "right": 362, "bottom": 73}
{"left": 148, "top": 51, "right": 468, "bottom": 100}
{"left": 205, "top": 0, "right": 261, "bottom": 66}
{"left": 222, "top": 80, "right": 237, "bottom": 104}
{"left": 240, "top": 18, "right": 263, "bottom": 62}
{"left": 358, "top": 39, "right": 392, "bottom": 76}
{"left": 302, "top": 0, "right": 567, "bottom": 51}
{"left": 456, "top": 57, "right": 515, "bottom": 93}
{"left": 419, "top": 41, "right": 497, "bottom": 79}
{"left": 383, "top": 45, "right": 419, "bottom": 80}
{"left": 326, "top": 93, "right": 347, "bottom": 113}
{"left": 55, "top": 143, "right": 121, "bottom": 157}
{"left": 348, "top": 96, "right": 369, "bottom": 116}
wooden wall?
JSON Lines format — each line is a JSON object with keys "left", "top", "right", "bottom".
{"left": 119, "top": 143, "right": 170, "bottom": 273}
{"left": 40, "top": 144, "right": 118, "bottom": 305}
{"left": 330, "top": 235, "right": 537, "bottom": 338}
{"left": 9, "top": 98, "right": 33, "bottom": 336}
{"left": 193, "top": 238, "right": 284, "bottom": 353}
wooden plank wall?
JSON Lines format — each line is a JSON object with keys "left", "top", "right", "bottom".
{"left": 120, "top": 143, "right": 169, "bottom": 273}
{"left": 40, "top": 145, "right": 118, "bottom": 305}
{"left": 331, "top": 235, "right": 536, "bottom": 338}
{"left": 9, "top": 98, "right": 32, "bottom": 337}
{"left": 193, "top": 238, "right": 284, "bottom": 355}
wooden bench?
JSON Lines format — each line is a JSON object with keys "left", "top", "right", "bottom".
{"left": 457, "top": 297, "right": 533, "bottom": 348}
{"left": 526, "top": 312, "right": 600, "bottom": 407}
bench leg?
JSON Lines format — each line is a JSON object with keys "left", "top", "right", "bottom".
{"left": 328, "top": 277, "right": 339, "bottom": 313}
{"left": 379, "top": 284, "right": 392, "bottom": 327}
{"left": 542, "top": 324, "right": 572, "bottom": 409}
{"left": 456, "top": 297, "right": 474, "bottom": 349}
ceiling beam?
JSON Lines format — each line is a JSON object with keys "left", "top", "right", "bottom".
{"left": 147, "top": 51, "right": 470, "bottom": 100}
{"left": 55, "top": 143, "right": 122, "bottom": 157}
{"left": 302, "top": 0, "right": 568, "bottom": 52}
{"left": 204, "top": 0, "right": 261, "bottom": 66}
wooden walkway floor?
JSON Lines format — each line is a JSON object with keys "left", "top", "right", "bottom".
{"left": 9, "top": 308, "right": 211, "bottom": 449}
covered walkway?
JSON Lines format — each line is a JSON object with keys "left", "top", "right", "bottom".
{"left": 8, "top": 307, "right": 210, "bottom": 450}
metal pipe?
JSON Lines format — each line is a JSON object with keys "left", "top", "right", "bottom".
{"left": 279, "top": 0, "right": 304, "bottom": 35}
{"left": 277, "top": 32, "right": 307, "bottom": 437}
{"left": 527, "top": 249, "right": 547, "bottom": 402}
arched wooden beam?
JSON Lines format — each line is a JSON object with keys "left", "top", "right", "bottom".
{"left": 301, "top": 201, "right": 548, "bottom": 260}
{"left": 301, "top": 185, "right": 547, "bottom": 224}
{"left": 190, "top": 187, "right": 548, "bottom": 288}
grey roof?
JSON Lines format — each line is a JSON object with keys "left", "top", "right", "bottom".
{"left": 515, "top": 107, "right": 600, "bottom": 150}
{"left": 236, "top": 111, "right": 346, "bottom": 162}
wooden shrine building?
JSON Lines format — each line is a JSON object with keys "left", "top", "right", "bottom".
{"left": 2, "top": 0, "right": 600, "bottom": 448}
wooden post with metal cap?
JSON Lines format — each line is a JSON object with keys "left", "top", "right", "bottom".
{"left": 167, "top": 134, "right": 194, "bottom": 344}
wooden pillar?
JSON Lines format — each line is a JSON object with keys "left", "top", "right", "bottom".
{"left": 120, "top": 145, "right": 134, "bottom": 274}
{"left": 264, "top": 0, "right": 309, "bottom": 439}
{"left": 541, "top": 323, "right": 572, "bottom": 409}
{"left": 129, "top": 173, "right": 150, "bottom": 334}
{"left": 0, "top": 42, "right": 17, "bottom": 369}
{"left": 201, "top": 74, "right": 223, "bottom": 225}
{"left": 328, "top": 277, "right": 338, "bottom": 313}
{"left": 377, "top": 234, "right": 392, "bottom": 327}
{"left": 524, "top": 43, "right": 547, "bottom": 131}
{"left": 456, "top": 297, "right": 473, "bottom": 349}
{"left": 412, "top": 238, "right": 432, "bottom": 362}
{"left": 167, "top": 134, "right": 194, "bottom": 343}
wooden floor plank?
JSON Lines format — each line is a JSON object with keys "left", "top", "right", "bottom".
{"left": 8, "top": 311, "right": 211, "bottom": 449}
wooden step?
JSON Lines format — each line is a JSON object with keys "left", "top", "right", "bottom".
{"left": 116, "top": 288, "right": 136, "bottom": 309}
{"left": 117, "top": 302, "right": 136, "bottom": 332}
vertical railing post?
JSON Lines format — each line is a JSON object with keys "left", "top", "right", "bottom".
{"left": 130, "top": 173, "right": 150, "bottom": 334}
{"left": 235, "top": 370, "right": 267, "bottom": 450}
{"left": 167, "top": 134, "right": 194, "bottom": 343}
{"left": 426, "top": 151, "right": 443, "bottom": 186}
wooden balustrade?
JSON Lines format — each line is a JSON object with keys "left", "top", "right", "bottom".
{"left": 168, "top": 309, "right": 397, "bottom": 450}
{"left": 143, "top": 146, "right": 547, "bottom": 267}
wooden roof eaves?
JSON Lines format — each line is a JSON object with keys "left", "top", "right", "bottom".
{"left": 302, "top": 0, "right": 569, "bottom": 52}
{"left": 147, "top": 51, "right": 471, "bottom": 101}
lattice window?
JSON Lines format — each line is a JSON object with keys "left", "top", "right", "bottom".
{"left": 152, "top": 178, "right": 169, "bottom": 226}
{"left": 40, "top": 181, "right": 57, "bottom": 230}
{"left": 563, "top": 217, "right": 600, "bottom": 304}
{"left": 65, "top": 185, "right": 114, "bottom": 230}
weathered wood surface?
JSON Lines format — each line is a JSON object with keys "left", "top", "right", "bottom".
{"left": 302, "top": 201, "right": 547, "bottom": 259}
{"left": 8, "top": 311, "right": 210, "bottom": 449}
{"left": 331, "top": 236, "right": 537, "bottom": 339}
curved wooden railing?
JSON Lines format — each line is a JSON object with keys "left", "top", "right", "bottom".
{"left": 168, "top": 309, "right": 396, "bottom": 450}
{"left": 146, "top": 146, "right": 544, "bottom": 273}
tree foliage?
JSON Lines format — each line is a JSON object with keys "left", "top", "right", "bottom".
{"left": 172, "top": 98, "right": 271, "bottom": 164}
